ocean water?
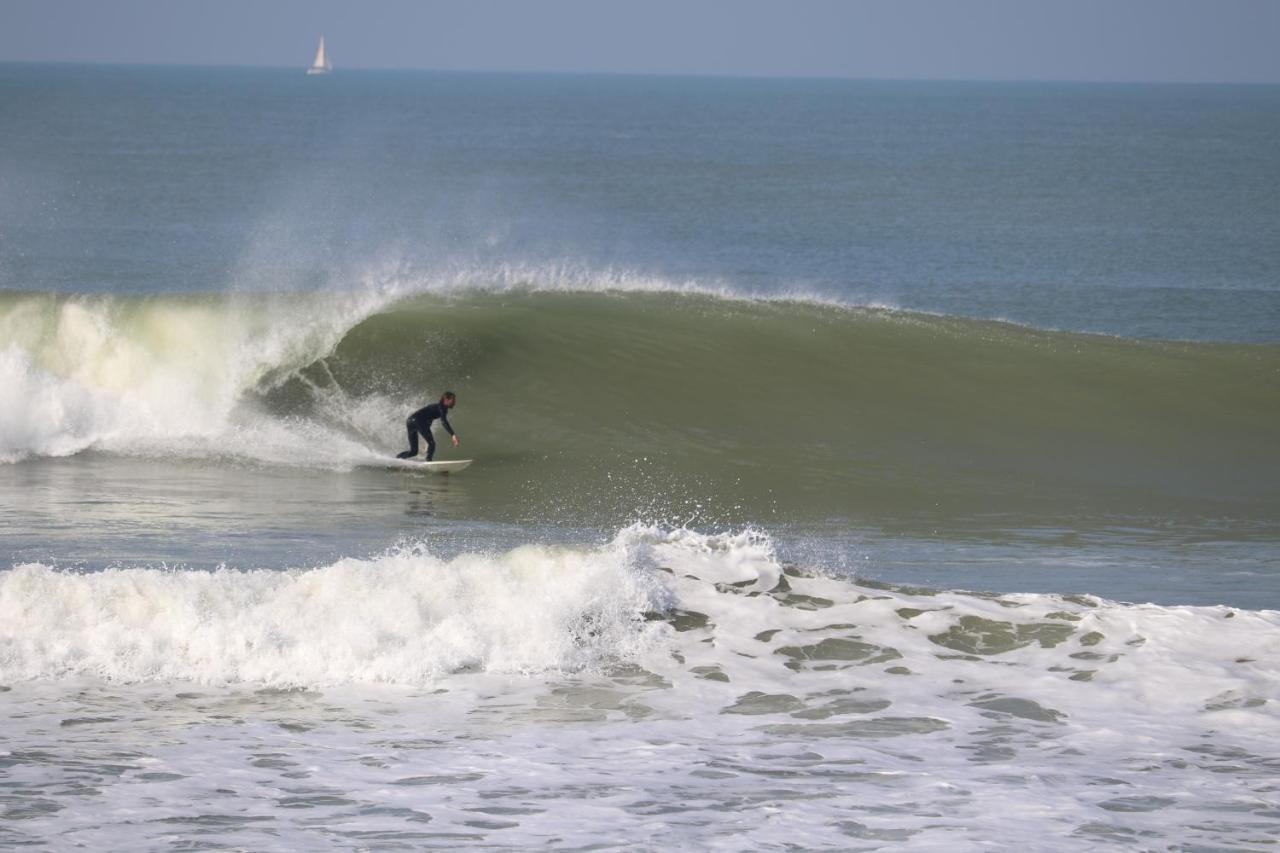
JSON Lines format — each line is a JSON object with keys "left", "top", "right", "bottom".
{"left": 2, "top": 64, "right": 1279, "bottom": 849}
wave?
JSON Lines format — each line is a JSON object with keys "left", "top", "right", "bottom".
{"left": 2, "top": 527, "right": 1276, "bottom": 727}
{"left": 2, "top": 278, "right": 1278, "bottom": 525}
{"left": 0, "top": 531, "right": 668, "bottom": 684}
{"left": 3, "top": 526, "right": 1277, "bottom": 852}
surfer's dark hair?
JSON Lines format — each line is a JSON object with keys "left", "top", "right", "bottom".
{"left": 441, "top": 391, "right": 456, "bottom": 402}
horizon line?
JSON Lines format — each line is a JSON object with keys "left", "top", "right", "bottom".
{"left": 1, "top": 59, "right": 1278, "bottom": 88}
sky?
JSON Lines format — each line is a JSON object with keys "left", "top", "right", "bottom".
{"left": 1, "top": 0, "right": 1278, "bottom": 84}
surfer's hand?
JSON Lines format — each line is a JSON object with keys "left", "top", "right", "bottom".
{"left": 452, "top": 435, "right": 460, "bottom": 447}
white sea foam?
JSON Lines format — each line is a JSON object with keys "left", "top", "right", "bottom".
{"left": 0, "top": 535, "right": 668, "bottom": 685}
{"left": 3, "top": 525, "right": 1277, "bottom": 710}
{"left": 2, "top": 526, "right": 1278, "bottom": 849}
{"left": 0, "top": 286, "right": 399, "bottom": 465}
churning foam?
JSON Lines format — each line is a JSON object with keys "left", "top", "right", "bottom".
{"left": 0, "top": 531, "right": 670, "bottom": 685}
{"left": 4, "top": 526, "right": 1279, "bottom": 849}
{"left": 0, "top": 287, "right": 399, "bottom": 465}
{"left": 3, "top": 526, "right": 1277, "bottom": 711}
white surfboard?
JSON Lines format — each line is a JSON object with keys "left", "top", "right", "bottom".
{"left": 383, "top": 458, "right": 473, "bottom": 473}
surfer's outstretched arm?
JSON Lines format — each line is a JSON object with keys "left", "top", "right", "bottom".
{"left": 441, "top": 412, "right": 460, "bottom": 446}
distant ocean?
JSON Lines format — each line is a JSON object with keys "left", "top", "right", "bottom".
{"left": 2, "top": 64, "right": 1278, "bottom": 849}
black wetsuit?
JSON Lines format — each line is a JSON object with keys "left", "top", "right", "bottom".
{"left": 397, "top": 402, "right": 456, "bottom": 461}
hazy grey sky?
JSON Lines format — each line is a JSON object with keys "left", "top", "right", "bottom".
{"left": 2, "top": 0, "right": 1278, "bottom": 83}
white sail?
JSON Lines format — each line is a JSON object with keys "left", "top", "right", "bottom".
{"left": 307, "top": 35, "right": 331, "bottom": 75}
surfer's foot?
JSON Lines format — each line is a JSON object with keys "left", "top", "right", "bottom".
{"left": 396, "top": 451, "right": 414, "bottom": 459}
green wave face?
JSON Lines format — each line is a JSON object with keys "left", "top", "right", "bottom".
{"left": 274, "top": 291, "right": 1280, "bottom": 530}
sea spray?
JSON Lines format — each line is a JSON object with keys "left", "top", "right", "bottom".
{"left": 0, "top": 288, "right": 399, "bottom": 463}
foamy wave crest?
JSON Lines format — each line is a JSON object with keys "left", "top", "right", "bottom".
{"left": 5, "top": 525, "right": 1279, "bottom": 712}
{"left": 0, "top": 532, "right": 673, "bottom": 685}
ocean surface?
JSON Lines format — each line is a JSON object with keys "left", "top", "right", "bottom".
{"left": 2, "top": 64, "right": 1278, "bottom": 849}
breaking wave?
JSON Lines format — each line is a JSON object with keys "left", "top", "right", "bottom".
{"left": 2, "top": 273, "right": 1277, "bottom": 524}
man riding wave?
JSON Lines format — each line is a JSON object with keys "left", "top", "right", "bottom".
{"left": 397, "top": 391, "right": 459, "bottom": 461}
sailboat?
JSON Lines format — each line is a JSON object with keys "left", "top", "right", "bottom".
{"left": 306, "top": 35, "right": 332, "bottom": 75}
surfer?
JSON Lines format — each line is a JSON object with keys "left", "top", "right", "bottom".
{"left": 397, "top": 392, "right": 460, "bottom": 461}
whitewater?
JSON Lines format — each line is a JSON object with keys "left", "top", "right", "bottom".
{"left": 3, "top": 527, "right": 1278, "bottom": 849}
{"left": 4, "top": 65, "right": 1280, "bottom": 850}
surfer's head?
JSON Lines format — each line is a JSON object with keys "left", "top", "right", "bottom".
{"left": 441, "top": 391, "right": 457, "bottom": 408}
